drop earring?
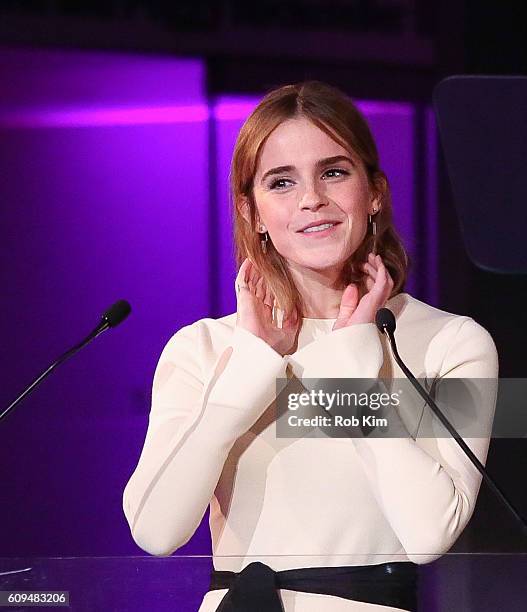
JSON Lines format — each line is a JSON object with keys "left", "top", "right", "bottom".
{"left": 368, "top": 208, "right": 378, "bottom": 236}
{"left": 259, "top": 225, "right": 269, "bottom": 254}
{"left": 369, "top": 208, "right": 378, "bottom": 255}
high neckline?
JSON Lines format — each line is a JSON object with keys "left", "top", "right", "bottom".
{"left": 299, "top": 292, "right": 407, "bottom": 323}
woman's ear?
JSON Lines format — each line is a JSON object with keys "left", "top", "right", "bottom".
{"left": 370, "top": 175, "right": 387, "bottom": 214}
{"left": 240, "top": 196, "right": 266, "bottom": 231}
{"left": 370, "top": 194, "right": 382, "bottom": 215}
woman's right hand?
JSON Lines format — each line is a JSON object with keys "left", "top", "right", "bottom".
{"left": 235, "top": 258, "right": 300, "bottom": 356}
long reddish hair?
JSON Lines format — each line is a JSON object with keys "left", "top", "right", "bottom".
{"left": 230, "top": 80, "right": 409, "bottom": 318}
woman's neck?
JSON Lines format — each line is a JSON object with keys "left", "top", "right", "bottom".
{"left": 287, "top": 263, "right": 362, "bottom": 319}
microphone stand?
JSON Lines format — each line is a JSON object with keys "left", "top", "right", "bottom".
{"left": 0, "top": 300, "right": 131, "bottom": 423}
{"left": 376, "top": 309, "right": 527, "bottom": 537}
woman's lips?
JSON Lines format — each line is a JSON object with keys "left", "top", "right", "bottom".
{"left": 297, "top": 222, "right": 342, "bottom": 238}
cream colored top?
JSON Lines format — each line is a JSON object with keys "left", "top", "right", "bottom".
{"left": 122, "top": 292, "right": 498, "bottom": 611}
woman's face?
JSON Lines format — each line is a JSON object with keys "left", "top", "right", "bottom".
{"left": 252, "top": 116, "right": 379, "bottom": 277}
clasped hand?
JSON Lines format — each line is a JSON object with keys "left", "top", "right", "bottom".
{"left": 235, "top": 253, "right": 394, "bottom": 356}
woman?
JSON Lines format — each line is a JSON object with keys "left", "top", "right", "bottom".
{"left": 122, "top": 81, "right": 498, "bottom": 611}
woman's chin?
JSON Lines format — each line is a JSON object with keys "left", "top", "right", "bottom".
{"left": 287, "top": 258, "right": 348, "bottom": 274}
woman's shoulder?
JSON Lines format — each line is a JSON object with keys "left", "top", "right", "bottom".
{"left": 181, "top": 312, "right": 238, "bottom": 339}
{"left": 156, "top": 312, "right": 238, "bottom": 364}
{"left": 389, "top": 292, "right": 467, "bottom": 323}
{"left": 390, "top": 292, "right": 497, "bottom": 362}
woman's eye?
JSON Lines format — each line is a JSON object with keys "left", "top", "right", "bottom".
{"left": 269, "top": 178, "right": 294, "bottom": 190}
{"left": 268, "top": 169, "right": 349, "bottom": 190}
{"left": 323, "top": 168, "right": 349, "bottom": 179}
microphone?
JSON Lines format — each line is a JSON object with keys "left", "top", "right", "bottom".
{"left": 375, "top": 307, "right": 527, "bottom": 536}
{"left": 97, "top": 299, "right": 132, "bottom": 333}
{"left": 375, "top": 307, "right": 396, "bottom": 335}
{"left": 0, "top": 300, "right": 132, "bottom": 423}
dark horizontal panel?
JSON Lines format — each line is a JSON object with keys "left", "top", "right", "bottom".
{"left": 0, "top": 12, "right": 435, "bottom": 67}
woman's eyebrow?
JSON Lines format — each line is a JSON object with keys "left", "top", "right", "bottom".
{"left": 260, "top": 155, "right": 354, "bottom": 184}
{"left": 260, "top": 165, "right": 294, "bottom": 184}
{"left": 319, "top": 155, "right": 355, "bottom": 167}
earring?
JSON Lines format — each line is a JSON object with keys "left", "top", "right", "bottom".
{"left": 368, "top": 209, "right": 378, "bottom": 236}
{"left": 368, "top": 208, "right": 378, "bottom": 255}
{"left": 258, "top": 223, "right": 269, "bottom": 253}
{"left": 260, "top": 231, "right": 269, "bottom": 254}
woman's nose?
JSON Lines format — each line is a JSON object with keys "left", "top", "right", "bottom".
{"left": 298, "top": 183, "right": 328, "bottom": 210}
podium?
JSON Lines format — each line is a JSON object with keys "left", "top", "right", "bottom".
{"left": 1, "top": 554, "right": 526, "bottom": 611}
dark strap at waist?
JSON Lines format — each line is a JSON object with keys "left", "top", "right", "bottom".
{"left": 209, "top": 560, "right": 418, "bottom": 611}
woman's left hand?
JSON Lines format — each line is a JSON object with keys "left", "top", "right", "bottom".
{"left": 333, "top": 253, "right": 394, "bottom": 331}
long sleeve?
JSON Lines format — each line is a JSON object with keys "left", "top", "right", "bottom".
{"left": 122, "top": 322, "right": 287, "bottom": 557}
{"left": 287, "top": 322, "right": 384, "bottom": 379}
{"left": 349, "top": 317, "right": 499, "bottom": 564}
{"left": 285, "top": 315, "right": 498, "bottom": 564}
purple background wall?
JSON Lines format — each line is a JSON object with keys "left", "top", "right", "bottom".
{"left": 0, "top": 48, "right": 212, "bottom": 557}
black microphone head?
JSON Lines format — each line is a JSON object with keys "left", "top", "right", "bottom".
{"left": 102, "top": 300, "right": 131, "bottom": 328}
{"left": 375, "top": 308, "right": 396, "bottom": 335}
